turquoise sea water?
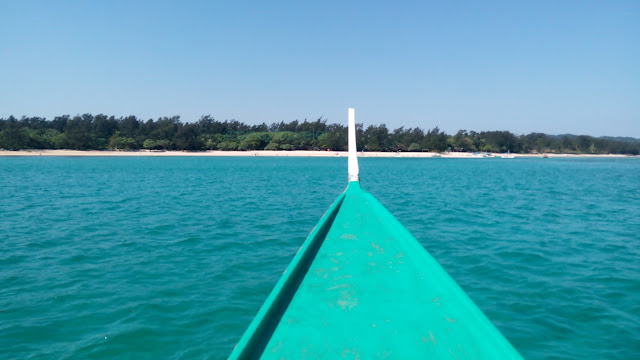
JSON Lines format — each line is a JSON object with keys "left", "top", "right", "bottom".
{"left": 1, "top": 157, "right": 639, "bottom": 359}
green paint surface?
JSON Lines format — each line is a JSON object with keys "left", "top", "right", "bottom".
{"left": 230, "top": 182, "right": 522, "bottom": 359}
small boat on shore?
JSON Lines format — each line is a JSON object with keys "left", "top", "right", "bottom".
{"left": 498, "top": 151, "right": 515, "bottom": 159}
{"left": 229, "top": 109, "right": 522, "bottom": 359}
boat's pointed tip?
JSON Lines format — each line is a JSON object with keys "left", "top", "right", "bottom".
{"left": 346, "top": 180, "right": 362, "bottom": 193}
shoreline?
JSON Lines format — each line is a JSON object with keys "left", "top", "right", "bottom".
{"left": 0, "top": 150, "right": 636, "bottom": 158}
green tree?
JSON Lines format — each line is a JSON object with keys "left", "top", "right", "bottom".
{"left": 109, "top": 132, "right": 138, "bottom": 150}
{"left": 173, "top": 123, "right": 202, "bottom": 150}
{"left": 156, "top": 140, "right": 172, "bottom": 150}
{"left": 0, "top": 116, "right": 28, "bottom": 150}
{"left": 321, "top": 125, "right": 347, "bottom": 150}
{"left": 363, "top": 124, "right": 390, "bottom": 151}
{"left": 422, "top": 127, "right": 448, "bottom": 152}
{"left": 65, "top": 115, "right": 94, "bottom": 149}
{"left": 217, "top": 141, "right": 237, "bottom": 150}
{"left": 449, "top": 130, "right": 476, "bottom": 152}
{"left": 264, "top": 142, "right": 280, "bottom": 150}
{"left": 238, "top": 137, "right": 262, "bottom": 150}
{"left": 143, "top": 139, "right": 157, "bottom": 149}
{"left": 0, "top": 128, "right": 28, "bottom": 150}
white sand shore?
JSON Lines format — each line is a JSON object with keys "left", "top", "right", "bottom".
{"left": 0, "top": 150, "right": 635, "bottom": 158}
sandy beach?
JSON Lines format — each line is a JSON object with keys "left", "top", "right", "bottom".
{"left": 0, "top": 150, "right": 634, "bottom": 158}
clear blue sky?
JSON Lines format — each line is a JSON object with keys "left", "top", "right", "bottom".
{"left": 1, "top": 0, "right": 638, "bottom": 137}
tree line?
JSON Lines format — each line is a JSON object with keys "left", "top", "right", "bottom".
{"left": 0, "top": 114, "right": 638, "bottom": 155}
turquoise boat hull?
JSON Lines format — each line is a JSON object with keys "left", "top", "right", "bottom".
{"left": 229, "top": 181, "right": 523, "bottom": 359}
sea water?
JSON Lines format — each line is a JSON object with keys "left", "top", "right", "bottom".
{"left": 1, "top": 157, "right": 639, "bottom": 359}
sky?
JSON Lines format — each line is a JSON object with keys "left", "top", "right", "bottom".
{"left": 1, "top": 0, "right": 638, "bottom": 137}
